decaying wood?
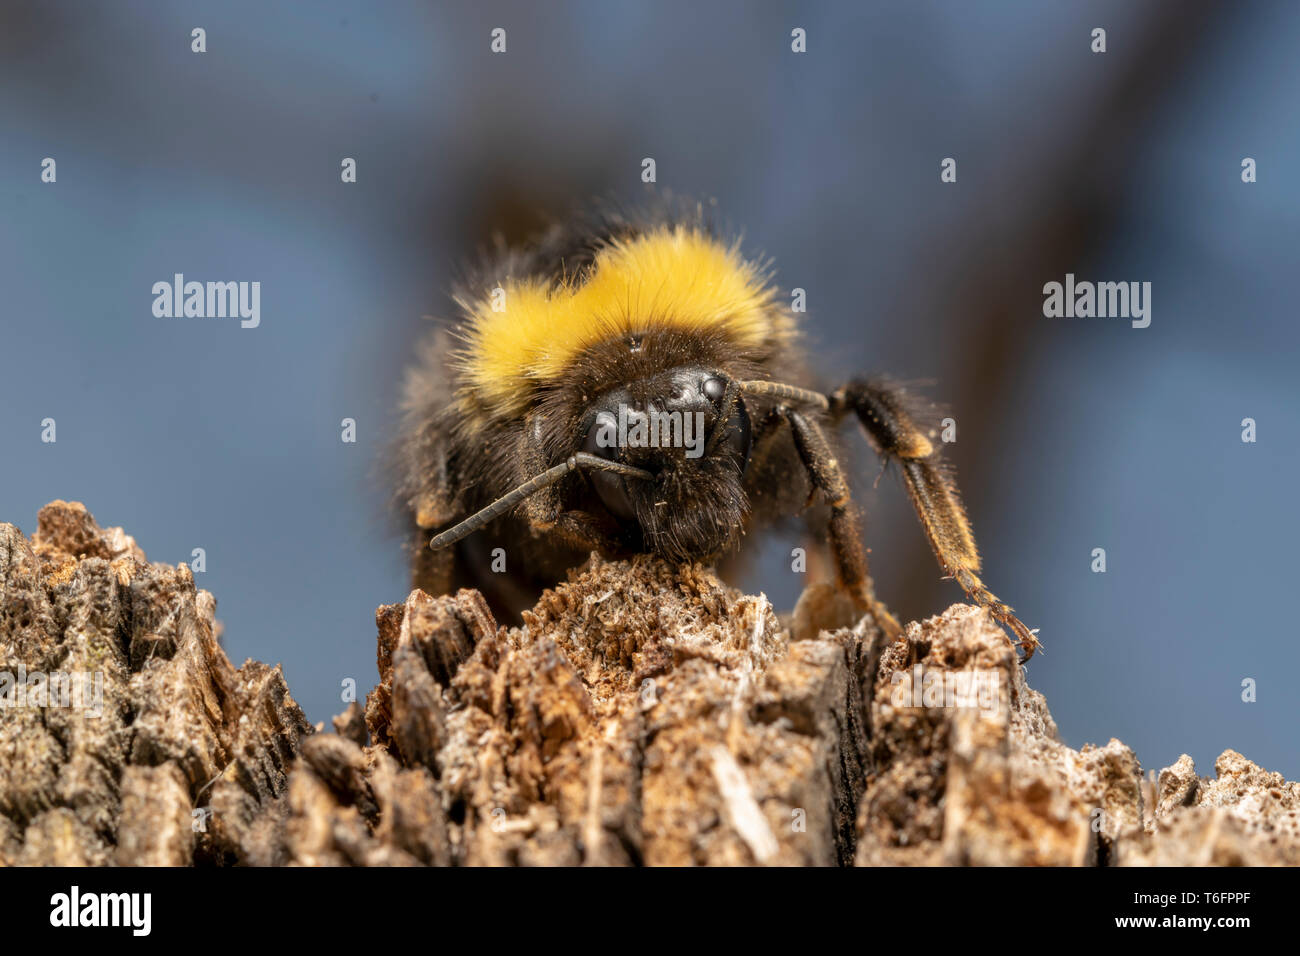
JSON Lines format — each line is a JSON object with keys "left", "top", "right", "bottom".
{"left": 1, "top": 501, "right": 1296, "bottom": 866}
{"left": 0, "top": 500, "right": 310, "bottom": 866}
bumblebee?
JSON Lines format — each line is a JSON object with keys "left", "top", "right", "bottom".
{"left": 394, "top": 200, "right": 1039, "bottom": 661}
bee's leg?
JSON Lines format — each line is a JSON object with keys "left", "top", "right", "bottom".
{"left": 831, "top": 380, "right": 1040, "bottom": 662}
{"left": 516, "top": 442, "right": 625, "bottom": 555}
{"left": 520, "top": 497, "right": 623, "bottom": 554}
{"left": 408, "top": 443, "right": 464, "bottom": 596}
{"left": 744, "top": 404, "right": 791, "bottom": 483}
{"left": 778, "top": 405, "right": 902, "bottom": 638}
{"left": 411, "top": 527, "right": 457, "bottom": 597}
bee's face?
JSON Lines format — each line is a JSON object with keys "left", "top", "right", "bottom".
{"left": 579, "top": 365, "right": 752, "bottom": 561}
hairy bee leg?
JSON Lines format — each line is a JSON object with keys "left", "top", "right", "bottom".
{"left": 521, "top": 496, "right": 623, "bottom": 553}
{"left": 520, "top": 486, "right": 625, "bottom": 555}
{"left": 780, "top": 405, "right": 902, "bottom": 639}
{"left": 515, "top": 437, "right": 626, "bottom": 554}
{"left": 407, "top": 442, "right": 464, "bottom": 596}
{"left": 411, "top": 527, "right": 457, "bottom": 596}
{"left": 428, "top": 452, "right": 649, "bottom": 551}
{"left": 531, "top": 509, "right": 623, "bottom": 554}
{"left": 833, "top": 380, "right": 1040, "bottom": 662}
{"left": 744, "top": 405, "right": 790, "bottom": 482}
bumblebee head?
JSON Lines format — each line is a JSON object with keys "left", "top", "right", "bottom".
{"left": 580, "top": 365, "right": 752, "bottom": 561}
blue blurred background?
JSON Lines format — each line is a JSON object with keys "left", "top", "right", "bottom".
{"left": 2, "top": 1, "right": 1296, "bottom": 778}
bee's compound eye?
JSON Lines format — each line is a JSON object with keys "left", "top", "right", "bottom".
{"left": 582, "top": 411, "right": 635, "bottom": 520}
{"left": 701, "top": 376, "right": 727, "bottom": 404}
{"left": 724, "top": 397, "right": 753, "bottom": 471}
{"left": 582, "top": 411, "right": 620, "bottom": 459}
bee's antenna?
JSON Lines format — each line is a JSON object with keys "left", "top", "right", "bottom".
{"left": 737, "top": 380, "right": 830, "bottom": 412}
{"left": 428, "top": 453, "right": 652, "bottom": 550}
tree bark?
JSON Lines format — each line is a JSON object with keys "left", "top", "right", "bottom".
{"left": 1, "top": 501, "right": 1295, "bottom": 866}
